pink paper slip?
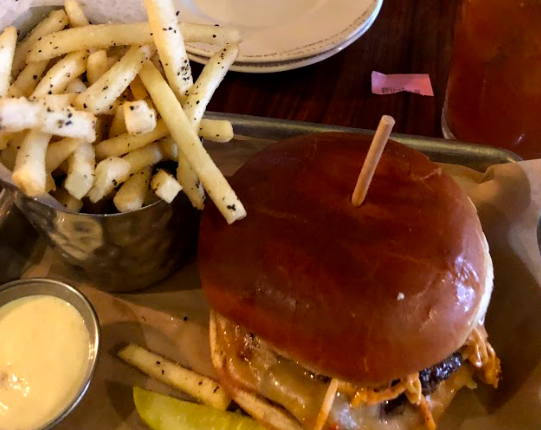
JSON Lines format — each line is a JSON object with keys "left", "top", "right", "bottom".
{"left": 371, "top": 71, "right": 434, "bottom": 96}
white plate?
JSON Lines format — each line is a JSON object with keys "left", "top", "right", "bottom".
{"left": 189, "top": 17, "right": 373, "bottom": 73}
{"left": 176, "top": 0, "right": 383, "bottom": 64}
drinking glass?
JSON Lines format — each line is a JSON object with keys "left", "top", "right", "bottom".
{"left": 443, "top": 0, "right": 541, "bottom": 159}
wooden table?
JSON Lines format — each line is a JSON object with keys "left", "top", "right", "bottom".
{"left": 199, "top": 0, "right": 462, "bottom": 138}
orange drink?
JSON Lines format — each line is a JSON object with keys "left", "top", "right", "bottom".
{"left": 443, "top": 0, "right": 541, "bottom": 159}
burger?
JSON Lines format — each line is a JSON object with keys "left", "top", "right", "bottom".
{"left": 198, "top": 133, "right": 501, "bottom": 430}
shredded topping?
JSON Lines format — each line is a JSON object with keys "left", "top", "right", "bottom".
{"left": 340, "top": 324, "right": 500, "bottom": 429}
{"left": 461, "top": 325, "right": 501, "bottom": 388}
{"left": 419, "top": 395, "right": 436, "bottom": 430}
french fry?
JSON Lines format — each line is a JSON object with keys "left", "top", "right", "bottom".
{"left": 184, "top": 44, "right": 239, "bottom": 130}
{"left": 0, "top": 132, "right": 16, "bottom": 151}
{"left": 95, "top": 119, "right": 167, "bottom": 159}
{"left": 12, "top": 131, "right": 52, "bottom": 196}
{"left": 124, "top": 101, "right": 157, "bottom": 135}
{"left": 40, "top": 107, "right": 97, "bottom": 142}
{"left": 10, "top": 61, "right": 49, "bottom": 97}
{"left": 87, "top": 50, "right": 109, "bottom": 85}
{"left": 181, "top": 23, "right": 242, "bottom": 46}
{"left": 0, "top": 97, "right": 95, "bottom": 140}
{"left": 51, "top": 186, "right": 83, "bottom": 212}
{"left": 45, "top": 173, "right": 57, "bottom": 192}
{"left": 0, "top": 98, "right": 42, "bottom": 132}
{"left": 0, "top": 145, "right": 17, "bottom": 170}
{"left": 46, "top": 137, "right": 83, "bottom": 172}
{"left": 176, "top": 153, "right": 205, "bottom": 209}
{"left": 64, "top": 0, "right": 90, "bottom": 27}
{"left": 199, "top": 119, "right": 234, "bottom": 143}
{"left": 139, "top": 61, "right": 245, "bottom": 224}
{"left": 65, "top": 141, "right": 95, "bottom": 199}
{"left": 151, "top": 169, "right": 182, "bottom": 203}
{"left": 75, "top": 45, "right": 155, "bottom": 114}
{"left": 113, "top": 166, "right": 151, "bottom": 212}
{"left": 65, "top": 77, "right": 87, "bottom": 94}
{"left": 88, "top": 156, "right": 130, "bottom": 202}
{"left": 12, "top": 9, "right": 69, "bottom": 75}
{"left": 0, "top": 27, "right": 18, "bottom": 97}
{"left": 31, "top": 50, "right": 88, "bottom": 98}
{"left": 122, "top": 142, "right": 163, "bottom": 174}
{"left": 118, "top": 344, "right": 231, "bottom": 410}
{"left": 158, "top": 136, "right": 178, "bottom": 160}
{"left": 144, "top": 0, "right": 192, "bottom": 98}
{"left": 27, "top": 22, "right": 240, "bottom": 62}
{"left": 108, "top": 105, "right": 126, "bottom": 138}
{"left": 150, "top": 53, "right": 165, "bottom": 77}
{"left": 7, "top": 86, "right": 24, "bottom": 98}
{"left": 37, "top": 93, "right": 77, "bottom": 110}
{"left": 129, "top": 76, "right": 148, "bottom": 100}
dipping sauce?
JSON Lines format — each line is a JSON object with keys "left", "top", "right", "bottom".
{"left": 0, "top": 295, "right": 90, "bottom": 430}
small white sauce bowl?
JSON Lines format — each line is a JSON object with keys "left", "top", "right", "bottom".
{"left": 0, "top": 278, "right": 100, "bottom": 430}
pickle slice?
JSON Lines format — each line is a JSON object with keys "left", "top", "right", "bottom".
{"left": 133, "top": 387, "right": 265, "bottom": 430}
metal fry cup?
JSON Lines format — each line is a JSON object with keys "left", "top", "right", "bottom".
{"left": 7, "top": 186, "right": 198, "bottom": 292}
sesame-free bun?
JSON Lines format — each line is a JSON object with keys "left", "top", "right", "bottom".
{"left": 199, "top": 133, "right": 493, "bottom": 385}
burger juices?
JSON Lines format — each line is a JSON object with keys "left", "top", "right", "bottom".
{"left": 199, "top": 133, "right": 501, "bottom": 430}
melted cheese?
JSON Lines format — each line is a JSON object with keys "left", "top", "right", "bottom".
{"left": 215, "top": 314, "right": 499, "bottom": 430}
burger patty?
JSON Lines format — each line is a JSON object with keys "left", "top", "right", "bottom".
{"left": 382, "top": 352, "right": 463, "bottom": 416}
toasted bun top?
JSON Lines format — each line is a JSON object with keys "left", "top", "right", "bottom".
{"left": 199, "top": 132, "right": 492, "bottom": 385}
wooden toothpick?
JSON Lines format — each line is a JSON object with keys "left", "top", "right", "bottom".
{"left": 351, "top": 115, "right": 395, "bottom": 206}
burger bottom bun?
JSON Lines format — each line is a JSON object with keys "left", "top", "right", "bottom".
{"left": 209, "top": 312, "right": 477, "bottom": 430}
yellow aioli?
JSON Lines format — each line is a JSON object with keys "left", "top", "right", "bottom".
{"left": 0, "top": 295, "right": 90, "bottom": 430}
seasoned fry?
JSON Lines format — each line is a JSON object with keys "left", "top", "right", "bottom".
{"left": 10, "top": 61, "right": 49, "bottom": 97}
{"left": 65, "top": 141, "right": 95, "bottom": 199}
{"left": 122, "top": 142, "right": 163, "bottom": 174}
{"left": 37, "top": 93, "right": 77, "bottom": 110}
{"left": 95, "top": 119, "right": 167, "bottom": 159}
{"left": 51, "top": 186, "right": 83, "bottom": 212}
{"left": 64, "top": 0, "right": 90, "bottom": 27}
{"left": 129, "top": 76, "right": 148, "bottom": 100}
{"left": 184, "top": 44, "right": 239, "bottom": 130}
{"left": 139, "top": 61, "right": 245, "bottom": 223}
{"left": 75, "top": 45, "right": 155, "bottom": 114}
{"left": 31, "top": 50, "right": 88, "bottom": 98}
{"left": 46, "top": 137, "right": 83, "bottom": 172}
{"left": 113, "top": 166, "right": 151, "bottom": 212}
{"left": 181, "top": 23, "right": 242, "bottom": 46}
{"left": 0, "top": 27, "right": 18, "bottom": 97}
{"left": 177, "top": 153, "right": 205, "bottom": 209}
{"left": 0, "top": 145, "right": 17, "bottom": 170}
{"left": 40, "top": 107, "right": 97, "bottom": 142}
{"left": 118, "top": 344, "right": 232, "bottom": 410}
{"left": 65, "top": 78, "right": 87, "bottom": 94}
{"left": 0, "top": 97, "right": 95, "bottom": 140}
{"left": 45, "top": 173, "right": 57, "bottom": 193}
{"left": 108, "top": 105, "right": 126, "bottom": 138}
{"left": 28, "top": 22, "right": 240, "bottom": 62}
{"left": 0, "top": 98, "right": 42, "bottom": 132}
{"left": 158, "top": 136, "right": 178, "bottom": 160}
{"left": 12, "top": 131, "right": 52, "bottom": 196}
{"left": 0, "top": 132, "right": 13, "bottom": 151}
{"left": 144, "top": 0, "right": 192, "bottom": 98}
{"left": 87, "top": 50, "right": 109, "bottom": 85}
{"left": 199, "top": 119, "right": 234, "bottom": 143}
{"left": 151, "top": 169, "right": 182, "bottom": 203}
{"left": 123, "top": 101, "right": 157, "bottom": 135}
{"left": 12, "top": 9, "right": 69, "bottom": 75}
{"left": 88, "top": 156, "right": 130, "bottom": 202}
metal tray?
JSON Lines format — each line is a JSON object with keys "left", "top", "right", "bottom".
{"left": 206, "top": 112, "right": 521, "bottom": 171}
